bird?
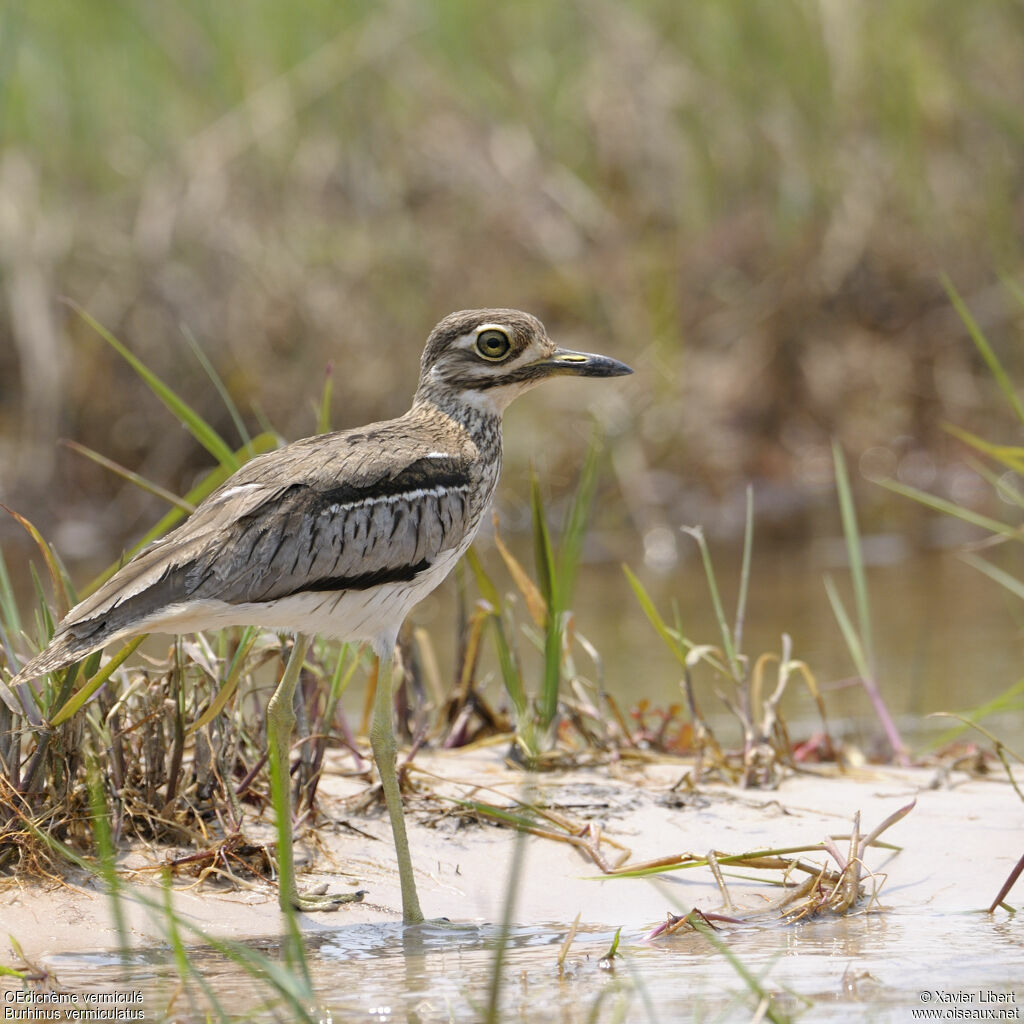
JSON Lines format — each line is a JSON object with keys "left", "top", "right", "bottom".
{"left": 11, "top": 308, "right": 632, "bottom": 924}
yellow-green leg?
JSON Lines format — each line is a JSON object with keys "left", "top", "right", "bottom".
{"left": 267, "top": 633, "right": 364, "bottom": 913}
{"left": 370, "top": 648, "right": 424, "bottom": 924}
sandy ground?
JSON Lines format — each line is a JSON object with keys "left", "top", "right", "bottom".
{"left": 1, "top": 747, "right": 1021, "bottom": 964}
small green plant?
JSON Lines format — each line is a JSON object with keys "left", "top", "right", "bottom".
{"left": 826, "top": 441, "right": 909, "bottom": 764}
{"left": 625, "top": 488, "right": 829, "bottom": 785}
{"left": 462, "top": 433, "right": 608, "bottom": 761}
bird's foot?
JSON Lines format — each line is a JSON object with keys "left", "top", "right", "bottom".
{"left": 289, "top": 885, "right": 367, "bottom": 913}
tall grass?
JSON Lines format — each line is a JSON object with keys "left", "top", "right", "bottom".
{"left": 464, "top": 432, "right": 607, "bottom": 760}
{"left": 0, "top": 313, "right": 349, "bottom": 891}
{"left": 5, "top": 0, "right": 1023, "bottom": 541}
{"left": 882, "top": 280, "right": 1024, "bottom": 743}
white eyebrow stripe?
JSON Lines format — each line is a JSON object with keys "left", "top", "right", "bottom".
{"left": 424, "top": 451, "right": 451, "bottom": 459}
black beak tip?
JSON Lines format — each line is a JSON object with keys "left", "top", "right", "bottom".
{"left": 589, "top": 354, "right": 634, "bottom": 378}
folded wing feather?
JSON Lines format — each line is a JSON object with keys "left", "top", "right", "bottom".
{"left": 13, "top": 429, "right": 476, "bottom": 681}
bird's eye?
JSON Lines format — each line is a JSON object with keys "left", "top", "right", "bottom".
{"left": 475, "top": 328, "right": 512, "bottom": 361}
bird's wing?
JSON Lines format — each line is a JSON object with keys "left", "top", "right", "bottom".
{"left": 15, "top": 427, "right": 477, "bottom": 679}
{"left": 184, "top": 443, "right": 476, "bottom": 605}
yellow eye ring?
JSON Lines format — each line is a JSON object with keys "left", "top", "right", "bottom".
{"left": 475, "top": 328, "right": 512, "bottom": 361}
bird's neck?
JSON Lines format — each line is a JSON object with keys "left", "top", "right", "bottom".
{"left": 409, "top": 390, "right": 504, "bottom": 455}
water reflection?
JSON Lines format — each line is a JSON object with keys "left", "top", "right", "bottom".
{"left": 433, "top": 539, "right": 1023, "bottom": 748}
{"left": 32, "top": 910, "right": 1024, "bottom": 1023}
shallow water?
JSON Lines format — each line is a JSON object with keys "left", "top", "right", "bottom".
{"left": 6, "top": 528, "right": 1019, "bottom": 746}
{"left": 28, "top": 906, "right": 1024, "bottom": 1023}
{"left": 4, "top": 538, "right": 1022, "bottom": 1021}
{"left": 414, "top": 539, "right": 1024, "bottom": 750}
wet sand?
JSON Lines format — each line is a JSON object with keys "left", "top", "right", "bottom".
{"left": 2, "top": 748, "right": 1020, "bottom": 960}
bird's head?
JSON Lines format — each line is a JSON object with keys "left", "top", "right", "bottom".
{"left": 415, "top": 308, "right": 632, "bottom": 416}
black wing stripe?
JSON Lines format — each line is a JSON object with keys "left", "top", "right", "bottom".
{"left": 277, "top": 558, "right": 431, "bottom": 598}
{"left": 318, "top": 456, "right": 471, "bottom": 508}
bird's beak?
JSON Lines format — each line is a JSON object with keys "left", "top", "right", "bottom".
{"left": 531, "top": 347, "right": 634, "bottom": 379}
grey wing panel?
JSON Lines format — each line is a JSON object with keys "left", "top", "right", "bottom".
{"left": 53, "top": 480, "right": 292, "bottom": 637}
{"left": 188, "top": 481, "right": 472, "bottom": 604}
{"left": 55, "top": 442, "right": 477, "bottom": 631}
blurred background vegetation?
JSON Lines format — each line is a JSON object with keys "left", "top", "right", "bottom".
{"left": 2, "top": 0, "right": 1024, "bottom": 728}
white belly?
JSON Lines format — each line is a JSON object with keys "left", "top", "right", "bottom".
{"left": 120, "top": 545, "right": 465, "bottom": 647}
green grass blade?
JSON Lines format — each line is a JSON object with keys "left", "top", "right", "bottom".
{"left": 466, "top": 549, "right": 527, "bottom": 720}
{"left": 879, "top": 479, "right": 1019, "bottom": 539}
{"left": 484, "top": 798, "right": 531, "bottom": 1024}
{"left": 467, "top": 546, "right": 500, "bottom": 607}
{"left": 188, "top": 627, "right": 260, "bottom": 733}
{"left": 686, "top": 912, "right": 791, "bottom": 1024}
{"left": 733, "top": 484, "right": 754, "bottom": 656}
{"left": 823, "top": 575, "right": 871, "bottom": 680}
{"left": 30, "top": 565, "right": 57, "bottom": 652}
{"left": 539, "top": 622, "right": 563, "bottom": 728}
{"left": 531, "top": 471, "right": 562, "bottom": 728}
{"left": 602, "top": 843, "right": 829, "bottom": 880}
{"left": 88, "top": 764, "right": 131, "bottom": 958}
{"left": 833, "top": 440, "right": 874, "bottom": 666}
{"left": 49, "top": 636, "right": 147, "bottom": 726}
{"left": 944, "top": 423, "right": 1024, "bottom": 474}
{"left": 530, "top": 470, "right": 557, "bottom": 610}
{"left": 71, "top": 303, "right": 240, "bottom": 471}
{"left": 942, "top": 275, "right": 1024, "bottom": 428}
{"left": 556, "top": 430, "right": 602, "bottom": 604}
{"left": 61, "top": 440, "right": 195, "bottom": 513}
{"left": 1004, "top": 275, "right": 1024, "bottom": 311}
{"left": 268, "top": 636, "right": 314, "bottom": 990}
{"left": 600, "top": 926, "right": 622, "bottom": 962}
{"left": 959, "top": 552, "right": 1024, "bottom": 600}
{"left": 825, "top": 572, "right": 908, "bottom": 761}
{"left": 623, "top": 564, "right": 688, "bottom": 666}
{"left": 957, "top": 453, "right": 1024, "bottom": 510}
{"left": 927, "top": 677, "right": 1024, "bottom": 750}
{"left": 18, "top": 811, "right": 318, "bottom": 1020}
{"left": 492, "top": 612, "right": 529, "bottom": 731}
{"left": 182, "top": 323, "right": 252, "bottom": 451}
{"left": 682, "top": 525, "right": 741, "bottom": 681}
{"left": 457, "top": 799, "right": 541, "bottom": 831}
{"left": 327, "top": 641, "right": 362, "bottom": 700}
{"left": 161, "top": 871, "right": 229, "bottom": 1021}
{"left": 0, "top": 546, "right": 22, "bottom": 638}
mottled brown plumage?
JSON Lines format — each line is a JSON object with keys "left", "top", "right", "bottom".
{"left": 15, "top": 309, "right": 629, "bottom": 684}
{"left": 12, "top": 308, "right": 631, "bottom": 921}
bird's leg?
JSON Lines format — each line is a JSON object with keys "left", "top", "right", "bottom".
{"left": 267, "top": 633, "right": 363, "bottom": 913}
{"left": 370, "top": 648, "right": 425, "bottom": 924}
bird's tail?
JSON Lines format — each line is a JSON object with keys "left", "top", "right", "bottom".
{"left": 9, "top": 629, "right": 109, "bottom": 687}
